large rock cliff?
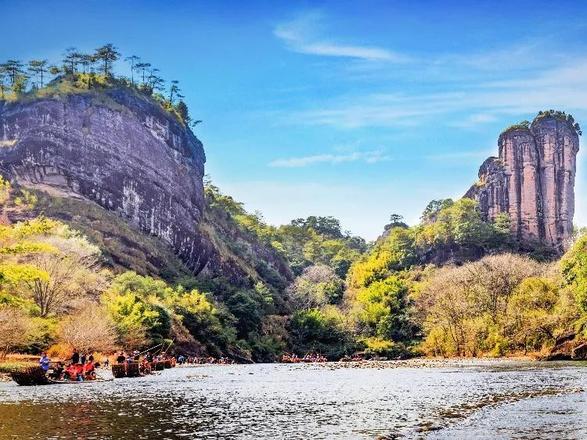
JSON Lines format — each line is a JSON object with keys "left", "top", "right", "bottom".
{"left": 465, "top": 112, "right": 580, "bottom": 251}
{"left": 0, "top": 87, "right": 214, "bottom": 272}
{"left": 0, "top": 86, "right": 291, "bottom": 285}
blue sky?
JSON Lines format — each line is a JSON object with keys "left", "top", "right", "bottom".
{"left": 2, "top": 0, "right": 587, "bottom": 239}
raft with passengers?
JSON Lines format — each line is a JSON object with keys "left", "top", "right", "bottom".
{"left": 10, "top": 342, "right": 177, "bottom": 386}
{"left": 280, "top": 353, "right": 328, "bottom": 363}
{"left": 11, "top": 350, "right": 107, "bottom": 386}
{"left": 110, "top": 342, "right": 177, "bottom": 378}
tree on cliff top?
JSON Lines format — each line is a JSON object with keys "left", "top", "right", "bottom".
{"left": 94, "top": 44, "right": 120, "bottom": 76}
{"left": 62, "top": 47, "right": 82, "bottom": 74}
{"left": 0, "top": 44, "right": 198, "bottom": 127}
{"left": 1, "top": 60, "right": 24, "bottom": 85}
{"left": 125, "top": 55, "right": 140, "bottom": 85}
{"left": 27, "top": 60, "right": 48, "bottom": 88}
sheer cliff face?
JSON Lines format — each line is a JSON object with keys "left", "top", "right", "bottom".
{"left": 0, "top": 88, "right": 292, "bottom": 286}
{"left": 0, "top": 89, "right": 217, "bottom": 272}
{"left": 465, "top": 115, "right": 580, "bottom": 250}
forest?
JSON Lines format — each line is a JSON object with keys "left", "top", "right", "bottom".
{"left": 2, "top": 173, "right": 587, "bottom": 362}
{"left": 1, "top": 44, "right": 586, "bottom": 362}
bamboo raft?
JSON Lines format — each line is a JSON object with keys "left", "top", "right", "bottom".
{"left": 11, "top": 366, "right": 112, "bottom": 386}
{"left": 111, "top": 362, "right": 141, "bottom": 378}
{"left": 10, "top": 366, "right": 50, "bottom": 386}
{"left": 111, "top": 364, "right": 127, "bottom": 378}
{"left": 154, "top": 361, "right": 165, "bottom": 371}
{"left": 127, "top": 362, "right": 141, "bottom": 377}
{"left": 110, "top": 359, "right": 175, "bottom": 378}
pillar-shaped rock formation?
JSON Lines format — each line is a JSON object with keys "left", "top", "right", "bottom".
{"left": 465, "top": 112, "right": 580, "bottom": 251}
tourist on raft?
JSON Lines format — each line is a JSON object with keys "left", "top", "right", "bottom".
{"left": 71, "top": 348, "right": 80, "bottom": 365}
{"left": 39, "top": 352, "right": 50, "bottom": 372}
{"left": 83, "top": 359, "right": 96, "bottom": 380}
{"left": 64, "top": 362, "right": 83, "bottom": 381}
{"left": 49, "top": 362, "right": 64, "bottom": 380}
{"left": 116, "top": 352, "right": 126, "bottom": 364}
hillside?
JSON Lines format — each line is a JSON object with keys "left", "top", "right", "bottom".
{"left": 0, "top": 77, "right": 293, "bottom": 287}
{"left": 1, "top": 46, "right": 587, "bottom": 362}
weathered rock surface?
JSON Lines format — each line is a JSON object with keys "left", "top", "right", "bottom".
{"left": 0, "top": 87, "right": 291, "bottom": 285}
{"left": 465, "top": 113, "right": 580, "bottom": 251}
{"left": 0, "top": 88, "right": 214, "bottom": 272}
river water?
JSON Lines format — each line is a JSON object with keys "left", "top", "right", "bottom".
{"left": 0, "top": 359, "right": 585, "bottom": 439}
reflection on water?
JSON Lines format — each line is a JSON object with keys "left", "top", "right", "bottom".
{"left": 0, "top": 360, "right": 585, "bottom": 439}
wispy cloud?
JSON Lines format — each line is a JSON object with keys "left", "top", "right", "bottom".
{"left": 274, "top": 12, "right": 408, "bottom": 62}
{"left": 447, "top": 40, "right": 568, "bottom": 72}
{"left": 278, "top": 57, "right": 587, "bottom": 129}
{"left": 269, "top": 150, "right": 390, "bottom": 168}
{"left": 449, "top": 113, "right": 499, "bottom": 128}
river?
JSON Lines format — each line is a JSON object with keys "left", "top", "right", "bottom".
{"left": 0, "top": 359, "right": 585, "bottom": 439}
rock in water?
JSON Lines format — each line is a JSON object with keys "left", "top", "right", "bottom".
{"left": 0, "top": 87, "right": 212, "bottom": 274}
{"left": 465, "top": 112, "right": 580, "bottom": 252}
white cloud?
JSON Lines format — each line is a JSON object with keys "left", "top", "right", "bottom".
{"left": 279, "top": 57, "right": 587, "bottom": 129}
{"left": 294, "top": 42, "right": 396, "bottom": 61}
{"left": 269, "top": 150, "right": 390, "bottom": 168}
{"left": 274, "top": 12, "right": 408, "bottom": 62}
{"left": 449, "top": 113, "right": 499, "bottom": 129}
{"left": 448, "top": 40, "right": 568, "bottom": 72}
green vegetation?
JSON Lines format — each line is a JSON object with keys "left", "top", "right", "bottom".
{"left": 348, "top": 198, "right": 513, "bottom": 290}
{"left": 501, "top": 110, "right": 582, "bottom": 137}
{"left": 1, "top": 49, "right": 585, "bottom": 364}
{"left": 0, "top": 178, "right": 261, "bottom": 360}
{"left": 205, "top": 180, "right": 366, "bottom": 279}
{"left": 342, "top": 196, "right": 584, "bottom": 358}
{"left": 501, "top": 120, "right": 531, "bottom": 134}
{"left": 535, "top": 110, "right": 582, "bottom": 135}
{"left": 288, "top": 307, "right": 354, "bottom": 360}
{"left": 0, "top": 211, "right": 251, "bottom": 359}
{"left": 561, "top": 234, "right": 587, "bottom": 319}
{"left": 417, "top": 254, "right": 576, "bottom": 357}
{"left": 0, "top": 44, "right": 196, "bottom": 126}
{"left": 2, "top": 138, "right": 587, "bottom": 362}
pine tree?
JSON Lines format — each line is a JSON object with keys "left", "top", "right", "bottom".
{"left": 175, "top": 100, "right": 190, "bottom": 124}
{"left": 2, "top": 60, "right": 24, "bottom": 85}
{"left": 125, "top": 55, "right": 140, "bottom": 85}
{"left": 135, "top": 62, "right": 151, "bottom": 85}
{"left": 94, "top": 44, "right": 120, "bottom": 76}
{"left": 63, "top": 47, "right": 82, "bottom": 74}
{"left": 168, "top": 80, "right": 181, "bottom": 104}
